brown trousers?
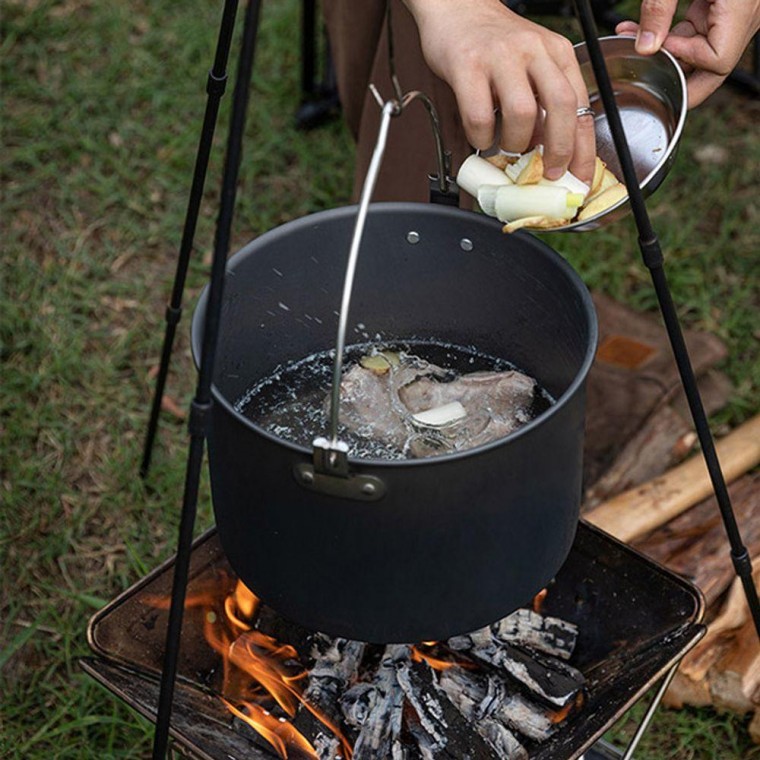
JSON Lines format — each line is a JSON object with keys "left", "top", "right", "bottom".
{"left": 322, "top": 0, "right": 472, "bottom": 203}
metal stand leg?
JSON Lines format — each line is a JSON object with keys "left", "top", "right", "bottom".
{"left": 151, "top": 0, "right": 262, "bottom": 756}
{"left": 575, "top": 0, "right": 760, "bottom": 640}
{"left": 294, "top": 0, "right": 340, "bottom": 129}
{"left": 582, "top": 661, "right": 680, "bottom": 759}
{"left": 140, "top": 0, "right": 240, "bottom": 479}
{"left": 621, "top": 663, "right": 679, "bottom": 760}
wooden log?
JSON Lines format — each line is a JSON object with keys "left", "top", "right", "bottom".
{"left": 351, "top": 645, "right": 408, "bottom": 760}
{"left": 293, "top": 638, "right": 365, "bottom": 758}
{"left": 584, "top": 405, "right": 690, "bottom": 509}
{"left": 447, "top": 628, "right": 585, "bottom": 708}
{"left": 586, "top": 369, "right": 733, "bottom": 508}
{"left": 396, "top": 658, "right": 500, "bottom": 759}
{"left": 490, "top": 608, "right": 578, "bottom": 661}
{"left": 710, "top": 619, "right": 760, "bottom": 714}
{"left": 749, "top": 708, "right": 760, "bottom": 745}
{"left": 664, "top": 566, "right": 760, "bottom": 709}
{"left": 635, "top": 473, "right": 760, "bottom": 608}
{"left": 439, "top": 666, "right": 558, "bottom": 743}
{"left": 585, "top": 413, "right": 760, "bottom": 543}
{"left": 438, "top": 668, "right": 528, "bottom": 759}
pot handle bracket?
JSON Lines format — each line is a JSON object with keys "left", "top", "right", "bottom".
{"left": 294, "top": 438, "right": 386, "bottom": 502}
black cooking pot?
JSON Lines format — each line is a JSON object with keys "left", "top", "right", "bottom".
{"left": 192, "top": 203, "right": 597, "bottom": 643}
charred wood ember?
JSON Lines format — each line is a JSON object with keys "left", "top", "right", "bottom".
{"left": 292, "top": 637, "right": 365, "bottom": 759}
{"left": 254, "top": 604, "right": 317, "bottom": 662}
{"left": 351, "top": 645, "right": 408, "bottom": 760}
{"left": 440, "top": 666, "right": 559, "bottom": 743}
{"left": 140, "top": 561, "right": 584, "bottom": 759}
{"left": 396, "top": 657, "right": 500, "bottom": 759}
{"left": 307, "top": 636, "right": 366, "bottom": 702}
{"left": 438, "top": 667, "right": 529, "bottom": 758}
{"left": 448, "top": 623, "right": 585, "bottom": 708}
{"left": 490, "top": 607, "right": 578, "bottom": 661}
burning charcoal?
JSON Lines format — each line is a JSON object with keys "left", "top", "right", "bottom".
{"left": 438, "top": 668, "right": 528, "bottom": 759}
{"left": 340, "top": 682, "right": 379, "bottom": 729}
{"left": 292, "top": 638, "right": 365, "bottom": 759}
{"left": 254, "top": 605, "right": 316, "bottom": 662}
{"left": 493, "top": 644, "right": 585, "bottom": 708}
{"left": 447, "top": 626, "right": 585, "bottom": 708}
{"left": 397, "top": 658, "right": 500, "bottom": 759}
{"left": 439, "top": 666, "right": 557, "bottom": 742}
{"left": 478, "top": 722, "right": 529, "bottom": 759}
{"left": 447, "top": 626, "right": 493, "bottom": 653}
{"left": 490, "top": 608, "right": 578, "bottom": 661}
{"left": 305, "top": 637, "right": 366, "bottom": 708}
{"left": 352, "top": 645, "right": 409, "bottom": 760}
{"left": 392, "top": 735, "right": 425, "bottom": 760}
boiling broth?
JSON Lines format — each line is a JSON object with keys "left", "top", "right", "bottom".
{"left": 236, "top": 340, "right": 554, "bottom": 460}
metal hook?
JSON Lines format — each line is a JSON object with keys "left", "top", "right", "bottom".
{"left": 383, "top": 1, "right": 451, "bottom": 193}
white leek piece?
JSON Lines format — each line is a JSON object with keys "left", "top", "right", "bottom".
{"left": 476, "top": 184, "right": 502, "bottom": 217}
{"left": 494, "top": 185, "right": 584, "bottom": 223}
{"left": 456, "top": 155, "right": 512, "bottom": 197}
{"left": 504, "top": 146, "right": 543, "bottom": 182}
{"left": 538, "top": 170, "right": 590, "bottom": 198}
{"left": 412, "top": 401, "right": 467, "bottom": 428}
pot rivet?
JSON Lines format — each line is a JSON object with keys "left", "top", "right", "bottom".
{"left": 460, "top": 238, "right": 473, "bottom": 251}
{"left": 406, "top": 231, "right": 420, "bottom": 244}
{"left": 361, "top": 482, "right": 376, "bottom": 495}
{"left": 302, "top": 470, "right": 315, "bottom": 484}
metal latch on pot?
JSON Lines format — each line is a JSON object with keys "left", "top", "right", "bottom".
{"left": 294, "top": 437, "right": 386, "bottom": 501}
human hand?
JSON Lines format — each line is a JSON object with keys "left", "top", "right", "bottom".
{"left": 405, "top": 0, "right": 596, "bottom": 183}
{"left": 616, "top": 0, "right": 760, "bottom": 106}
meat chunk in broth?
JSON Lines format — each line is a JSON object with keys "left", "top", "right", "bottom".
{"left": 335, "top": 358, "right": 537, "bottom": 458}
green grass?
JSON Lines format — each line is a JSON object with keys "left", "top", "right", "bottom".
{"left": 1, "top": 0, "right": 758, "bottom": 757}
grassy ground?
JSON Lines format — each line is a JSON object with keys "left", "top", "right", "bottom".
{"left": 1, "top": 0, "right": 758, "bottom": 757}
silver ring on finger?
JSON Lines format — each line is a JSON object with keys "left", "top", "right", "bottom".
{"left": 576, "top": 105, "right": 595, "bottom": 119}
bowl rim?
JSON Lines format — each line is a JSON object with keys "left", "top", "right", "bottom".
{"left": 553, "top": 34, "right": 688, "bottom": 231}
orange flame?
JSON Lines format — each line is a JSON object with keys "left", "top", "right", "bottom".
{"left": 532, "top": 588, "right": 548, "bottom": 614}
{"left": 411, "top": 644, "right": 474, "bottom": 672}
{"left": 224, "top": 699, "right": 318, "bottom": 759}
{"left": 148, "top": 572, "right": 352, "bottom": 759}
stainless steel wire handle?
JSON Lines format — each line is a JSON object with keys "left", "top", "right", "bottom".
{"left": 313, "top": 0, "right": 453, "bottom": 473}
{"left": 325, "top": 98, "right": 399, "bottom": 448}
{"left": 316, "top": 87, "right": 452, "bottom": 472}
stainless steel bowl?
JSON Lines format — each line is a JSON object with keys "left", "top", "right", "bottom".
{"left": 561, "top": 35, "right": 687, "bottom": 232}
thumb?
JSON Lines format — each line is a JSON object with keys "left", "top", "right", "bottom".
{"left": 636, "top": 0, "right": 679, "bottom": 54}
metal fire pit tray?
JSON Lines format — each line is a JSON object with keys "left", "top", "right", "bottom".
{"left": 81, "top": 521, "right": 705, "bottom": 759}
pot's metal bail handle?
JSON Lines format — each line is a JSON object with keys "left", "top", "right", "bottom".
{"left": 295, "top": 99, "right": 399, "bottom": 501}
{"left": 298, "top": 83, "right": 452, "bottom": 499}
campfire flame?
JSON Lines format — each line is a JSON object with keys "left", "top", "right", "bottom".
{"left": 411, "top": 642, "right": 473, "bottom": 672}
{"left": 532, "top": 588, "right": 548, "bottom": 614}
{"left": 224, "top": 699, "right": 318, "bottom": 759}
{"left": 148, "top": 574, "right": 351, "bottom": 759}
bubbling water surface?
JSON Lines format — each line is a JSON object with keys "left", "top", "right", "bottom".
{"left": 236, "top": 340, "right": 554, "bottom": 460}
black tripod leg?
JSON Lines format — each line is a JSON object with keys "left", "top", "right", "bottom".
{"left": 140, "top": 0, "right": 240, "bottom": 479}
{"left": 151, "top": 1, "right": 263, "bottom": 756}
{"left": 575, "top": 0, "right": 760, "bottom": 639}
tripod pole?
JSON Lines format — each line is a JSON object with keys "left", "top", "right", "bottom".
{"left": 140, "top": 0, "right": 240, "bottom": 479}
{"left": 151, "top": 1, "right": 262, "bottom": 756}
{"left": 575, "top": 0, "right": 760, "bottom": 639}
